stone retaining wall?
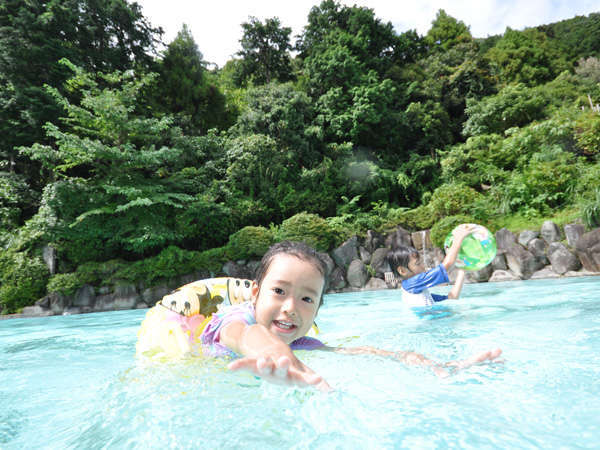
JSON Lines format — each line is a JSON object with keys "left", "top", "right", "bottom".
{"left": 11, "top": 220, "right": 600, "bottom": 318}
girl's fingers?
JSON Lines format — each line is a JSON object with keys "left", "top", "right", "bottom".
{"left": 274, "top": 356, "right": 291, "bottom": 378}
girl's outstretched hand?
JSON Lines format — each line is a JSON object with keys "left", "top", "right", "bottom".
{"left": 434, "top": 347, "right": 503, "bottom": 378}
{"left": 228, "top": 355, "right": 332, "bottom": 391}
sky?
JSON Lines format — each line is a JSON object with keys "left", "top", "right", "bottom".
{"left": 135, "top": 0, "right": 599, "bottom": 68}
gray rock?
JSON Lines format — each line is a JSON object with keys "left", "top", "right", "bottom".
{"left": 317, "top": 252, "right": 336, "bottom": 277}
{"left": 370, "top": 247, "right": 391, "bottom": 277}
{"left": 35, "top": 295, "right": 50, "bottom": 308}
{"left": 135, "top": 302, "right": 149, "bottom": 309}
{"left": 346, "top": 259, "right": 369, "bottom": 288}
{"left": 63, "top": 306, "right": 82, "bottom": 315}
{"left": 222, "top": 261, "right": 253, "bottom": 279}
{"left": 73, "top": 284, "right": 95, "bottom": 307}
{"left": 359, "top": 246, "right": 371, "bottom": 264}
{"left": 93, "top": 293, "right": 115, "bottom": 312}
{"left": 328, "top": 267, "right": 347, "bottom": 290}
{"left": 113, "top": 283, "right": 139, "bottom": 310}
{"left": 363, "top": 277, "right": 388, "bottom": 291}
{"left": 332, "top": 236, "right": 360, "bottom": 269}
{"left": 22, "top": 305, "right": 53, "bottom": 316}
{"left": 433, "top": 247, "right": 445, "bottom": 266}
{"left": 495, "top": 228, "right": 517, "bottom": 253}
{"left": 548, "top": 242, "right": 582, "bottom": 274}
{"left": 142, "top": 283, "right": 172, "bottom": 305}
{"left": 489, "top": 270, "right": 520, "bottom": 282}
{"left": 385, "top": 226, "right": 412, "bottom": 249}
{"left": 505, "top": 244, "right": 545, "bottom": 279}
{"left": 49, "top": 292, "right": 69, "bottom": 314}
{"left": 564, "top": 223, "right": 585, "bottom": 248}
{"left": 527, "top": 238, "right": 549, "bottom": 265}
{"left": 518, "top": 230, "right": 539, "bottom": 247}
{"left": 491, "top": 253, "right": 508, "bottom": 271}
{"left": 530, "top": 267, "right": 561, "bottom": 279}
{"left": 575, "top": 228, "right": 600, "bottom": 272}
{"left": 465, "top": 264, "right": 493, "bottom": 283}
{"left": 246, "top": 260, "right": 262, "bottom": 279}
{"left": 98, "top": 286, "right": 111, "bottom": 295}
{"left": 364, "top": 230, "right": 385, "bottom": 253}
{"left": 540, "top": 220, "right": 561, "bottom": 243}
{"left": 564, "top": 269, "right": 600, "bottom": 277}
{"left": 411, "top": 229, "right": 432, "bottom": 250}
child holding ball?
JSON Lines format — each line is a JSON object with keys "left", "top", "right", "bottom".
{"left": 385, "top": 224, "right": 477, "bottom": 307}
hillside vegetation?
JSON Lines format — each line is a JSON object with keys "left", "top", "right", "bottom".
{"left": 1, "top": 1, "right": 600, "bottom": 312}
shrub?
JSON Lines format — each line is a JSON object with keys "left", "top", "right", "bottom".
{"left": 115, "top": 246, "right": 207, "bottom": 286}
{"left": 395, "top": 205, "right": 436, "bottom": 231}
{"left": 226, "top": 226, "right": 274, "bottom": 260}
{"left": 47, "top": 273, "right": 84, "bottom": 296}
{"left": 275, "top": 212, "right": 334, "bottom": 251}
{"left": 581, "top": 188, "right": 600, "bottom": 228}
{"left": 0, "top": 251, "right": 49, "bottom": 313}
{"left": 430, "top": 215, "right": 474, "bottom": 248}
{"left": 428, "top": 183, "right": 482, "bottom": 219}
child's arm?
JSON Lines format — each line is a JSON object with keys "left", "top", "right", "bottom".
{"left": 442, "top": 224, "right": 476, "bottom": 270}
{"left": 447, "top": 269, "right": 466, "bottom": 299}
{"left": 322, "top": 345, "right": 501, "bottom": 377}
{"left": 220, "top": 321, "right": 330, "bottom": 390}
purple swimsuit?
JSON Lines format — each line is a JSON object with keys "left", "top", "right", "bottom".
{"left": 201, "top": 302, "right": 324, "bottom": 357}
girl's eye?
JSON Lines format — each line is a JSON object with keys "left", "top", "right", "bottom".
{"left": 273, "top": 287, "right": 284, "bottom": 295}
{"left": 302, "top": 297, "right": 314, "bottom": 304}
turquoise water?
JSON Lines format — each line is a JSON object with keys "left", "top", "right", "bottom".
{"left": 1, "top": 276, "right": 599, "bottom": 449}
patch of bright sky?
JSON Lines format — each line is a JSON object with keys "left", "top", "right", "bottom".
{"left": 135, "top": 0, "right": 599, "bottom": 68}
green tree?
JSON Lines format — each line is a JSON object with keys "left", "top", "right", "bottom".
{"left": 425, "top": 9, "right": 472, "bottom": 51}
{"left": 152, "top": 24, "right": 230, "bottom": 135}
{"left": 0, "top": 0, "right": 162, "bottom": 191}
{"left": 234, "top": 16, "right": 293, "bottom": 86}
{"left": 19, "top": 61, "right": 207, "bottom": 264}
{"left": 485, "top": 28, "right": 568, "bottom": 86}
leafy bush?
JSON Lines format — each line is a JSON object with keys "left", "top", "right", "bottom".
{"left": 114, "top": 246, "right": 208, "bottom": 286}
{"left": 226, "top": 226, "right": 274, "bottom": 260}
{"left": 275, "top": 212, "right": 334, "bottom": 251}
{"left": 574, "top": 112, "right": 600, "bottom": 156}
{"left": 581, "top": 188, "right": 600, "bottom": 228}
{"left": 428, "top": 183, "right": 482, "bottom": 219}
{"left": 0, "top": 251, "right": 49, "bottom": 313}
{"left": 500, "top": 151, "right": 579, "bottom": 214}
{"left": 430, "top": 215, "right": 474, "bottom": 248}
{"left": 395, "top": 205, "right": 436, "bottom": 231}
{"left": 47, "top": 273, "right": 84, "bottom": 296}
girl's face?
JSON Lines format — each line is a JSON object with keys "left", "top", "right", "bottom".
{"left": 252, "top": 253, "right": 324, "bottom": 344}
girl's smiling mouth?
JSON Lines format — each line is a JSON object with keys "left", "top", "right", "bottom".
{"left": 272, "top": 320, "right": 297, "bottom": 332}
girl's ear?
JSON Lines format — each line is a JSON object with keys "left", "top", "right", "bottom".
{"left": 250, "top": 280, "right": 260, "bottom": 305}
{"left": 397, "top": 266, "right": 410, "bottom": 279}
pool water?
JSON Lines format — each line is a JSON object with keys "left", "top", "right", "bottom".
{"left": 2, "top": 276, "right": 599, "bottom": 449}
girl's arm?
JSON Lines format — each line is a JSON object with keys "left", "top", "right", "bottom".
{"left": 220, "top": 321, "right": 330, "bottom": 390}
{"left": 447, "top": 269, "right": 466, "bottom": 299}
{"left": 321, "top": 345, "right": 502, "bottom": 378}
{"left": 443, "top": 224, "right": 476, "bottom": 270}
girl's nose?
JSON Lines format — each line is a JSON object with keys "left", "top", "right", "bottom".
{"left": 282, "top": 297, "right": 298, "bottom": 316}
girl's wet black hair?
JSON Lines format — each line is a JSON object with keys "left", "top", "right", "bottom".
{"left": 386, "top": 245, "right": 419, "bottom": 277}
{"left": 254, "top": 241, "right": 328, "bottom": 307}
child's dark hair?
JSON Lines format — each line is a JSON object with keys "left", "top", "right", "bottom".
{"left": 386, "top": 245, "right": 418, "bottom": 277}
{"left": 255, "top": 241, "right": 328, "bottom": 306}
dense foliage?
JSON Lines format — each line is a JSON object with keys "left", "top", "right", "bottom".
{"left": 1, "top": 1, "right": 599, "bottom": 313}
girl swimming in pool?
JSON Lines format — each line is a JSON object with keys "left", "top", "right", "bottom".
{"left": 206, "top": 241, "right": 502, "bottom": 390}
